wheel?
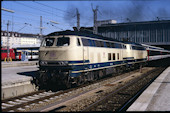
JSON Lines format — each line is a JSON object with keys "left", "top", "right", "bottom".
{"left": 64, "top": 76, "right": 71, "bottom": 89}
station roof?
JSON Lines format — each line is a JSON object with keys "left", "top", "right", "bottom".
{"left": 99, "top": 20, "right": 170, "bottom": 27}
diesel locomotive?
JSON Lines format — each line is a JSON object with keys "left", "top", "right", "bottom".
{"left": 37, "top": 30, "right": 169, "bottom": 89}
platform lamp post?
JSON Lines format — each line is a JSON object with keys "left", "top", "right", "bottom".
{"left": 1, "top": 8, "right": 15, "bottom": 62}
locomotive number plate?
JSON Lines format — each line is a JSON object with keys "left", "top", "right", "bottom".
{"left": 50, "top": 52, "right": 56, "bottom": 57}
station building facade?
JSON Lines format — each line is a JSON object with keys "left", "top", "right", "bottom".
{"left": 1, "top": 31, "right": 41, "bottom": 48}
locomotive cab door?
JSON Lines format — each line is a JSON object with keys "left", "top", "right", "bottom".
{"left": 83, "top": 47, "right": 89, "bottom": 63}
{"left": 80, "top": 38, "right": 89, "bottom": 71}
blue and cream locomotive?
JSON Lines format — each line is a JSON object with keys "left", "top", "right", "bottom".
{"left": 38, "top": 30, "right": 147, "bottom": 88}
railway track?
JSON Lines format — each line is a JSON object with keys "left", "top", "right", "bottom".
{"left": 1, "top": 66, "right": 163, "bottom": 112}
{"left": 35, "top": 67, "right": 157, "bottom": 112}
{"left": 82, "top": 67, "right": 165, "bottom": 112}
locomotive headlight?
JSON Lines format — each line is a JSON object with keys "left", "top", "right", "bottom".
{"left": 40, "top": 61, "right": 47, "bottom": 65}
{"left": 59, "top": 61, "right": 68, "bottom": 66}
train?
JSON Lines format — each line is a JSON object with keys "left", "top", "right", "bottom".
{"left": 1, "top": 47, "right": 39, "bottom": 61}
{"left": 1, "top": 48, "right": 16, "bottom": 60}
{"left": 37, "top": 30, "right": 170, "bottom": 89}
{"left": 141, "top": 44, "right": 170, "bottom": 61}
{"left": 15, "top": 48, "right": 39, "bottom": 61}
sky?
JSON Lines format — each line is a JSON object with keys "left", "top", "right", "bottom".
{"left": 1, "top": 0, "right": 170, "bottom": 35}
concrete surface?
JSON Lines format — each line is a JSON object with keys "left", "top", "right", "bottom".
{"left": 1, "top": 61, "right": 38, "bottom": 68}
{"left": 1, "top": 65, "right": 39, "bottom": 100}
{"left": 127, "top": 66, "right": 170, "bottom": 111}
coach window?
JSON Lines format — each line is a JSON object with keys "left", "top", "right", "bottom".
{"left": 77, "top": 38, "right": 81, "bottom": 46}
{"left": 57, "top": 37, "right": 70, "bottom": 46}
{"left": 113, "top": 53, "right": 115, "bottom": 60}
{"left": 108, "top": 53, "right": 111, "bottom": 60}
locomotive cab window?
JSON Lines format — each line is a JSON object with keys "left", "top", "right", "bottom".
{"left": 42, "top": 38, "right": 55, "bottom": 46}
{"left": 82, "top": 38, "right": 90, "bottom": 46}
{"left": 56, "top": 37, "right": 70, "bottom": 46}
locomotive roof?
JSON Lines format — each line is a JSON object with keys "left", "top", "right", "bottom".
{"left": 122, "top": 41, "right": 143, "bottom": 46}
{"left": 47, "top": 30, "right": 143, "bottom": 46}
{"left": 47, "top": 30, "right": 123, "bottom": 43}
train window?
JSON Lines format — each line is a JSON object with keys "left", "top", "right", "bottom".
{"left": 149, "top": 51, "right": 161, "bottom": 56}
{"left": 95, "top": 41, "right": 101, "bottom": 47}
{"left": 103, "top": 42, "right": 107, "bottom": 47}
{"left": 28, "top": 52, "right": 31, "bottom": 55}
{"left": 113, "top": 53, "right": 115, "bottom": 60}
{"left": 106, "top": 42, "right": 111, "bottom": 48}
{"left": 123, "top": 45, "right": 127, "bottom": 49}
{"left": 117, "top": 53, "right": 119, "bottom": 60}
{"left": 132, "top": 46, "right": 136, "bottom": 50}
{"left": 57, "top": 37, "right": 70, "bottom": 46}
{"left": 108, "top": 53, "right": 111, "bottom": 60}
{"left": 91, "top": 40, "right": 96, "bottom": 47}
{"left": 141, "top": 47, "right": 145, "bottom": 50}
{"left": 88, "top": 39, "right": 93, "bottom": 46}
{"left": 132, "top": 46, "right": 145, "bottom": 50}
{"left": 77, "top": 38, "right": 81, "bottom": 46}
{"left": 32, "top": 52, "right": 39, "bottom": 55}
{"left": 42, "top": 38, "right": 55, "bottom": 46}
{"left": 82, "top": 38, "right": 90, "bottom": 46}
{"left": 111, "top": 43, "right": 115, "bottom": 48}
{"left": 100, "top": 41, "right": 104, "bottom": 47}
{"left": 115, "top": 43, "right": 122, "bottom": 48}
{"left": 1, "top": 50, "right": 7, "bottom": 53}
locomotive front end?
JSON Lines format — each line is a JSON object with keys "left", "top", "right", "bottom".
{"left": 38, "top": 35, "right": 82, "bottom": 89}
{"left": 39, "top": 36, "right": 70, "bottom": 68}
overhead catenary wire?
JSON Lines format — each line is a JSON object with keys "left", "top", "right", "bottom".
{"left": 2, "top": 13, "right": 74, "bottom": 32}
{"left": 33, "top": 1, "right": 93, "bottom": 23}
{"left": 33, "top": 1, "right": 71, "bottom": 14}
{"left": 14, "top": 1, "right": 66, "bottom": 19}
{"left": 2, "top": 1, "right": 96, "bottom": 34}
{"left": 9, "top": 2, "right": 77, "bottom": 25}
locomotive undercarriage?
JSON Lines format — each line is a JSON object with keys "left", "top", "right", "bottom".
{"left": 37, "top": 67, "right": 72, "bottom": 90}
{"left": 37, "top": 62, "right": 146, "bottom": 90}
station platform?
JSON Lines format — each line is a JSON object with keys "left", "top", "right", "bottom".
{"left": 2, "top": 61, "right": 38, "bottom": 68}
{"left": 127, "top": 66, "right": 170, "bottom": 111}
{"left": 1, "top": 61, "right": 39, "bottom": 100}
